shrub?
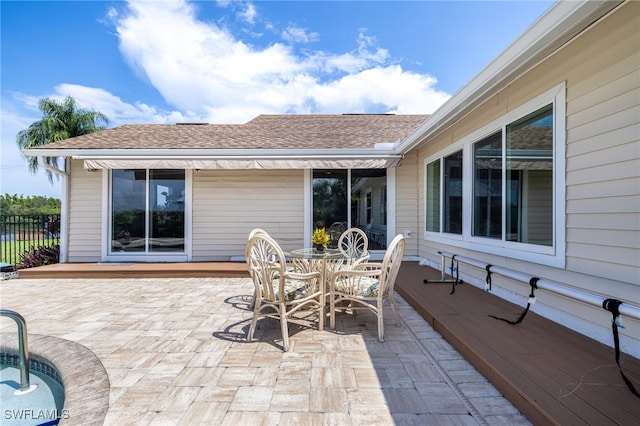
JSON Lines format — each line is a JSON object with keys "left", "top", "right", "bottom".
{"left": 19, "top": 244, "right": 60, "bottom": 269}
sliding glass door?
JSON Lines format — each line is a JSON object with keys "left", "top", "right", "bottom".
{"left": 111, "top": 169, "right": 185, "bottom": 254}
{"left": 313, "top": 169, "right": 387, "bottom": 250}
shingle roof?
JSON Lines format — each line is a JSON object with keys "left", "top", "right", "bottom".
{"left": 36, "top": 114, "right": 428, "bottom": 150}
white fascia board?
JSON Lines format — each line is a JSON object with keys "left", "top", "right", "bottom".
{"left": 74, "top": 154, "right": 402, "bottom": 161}
{"left": 396, "top": 0, "right": 623, "bottom": 154}
{"left": 23, "top": 147, "right": 399, "bottom": 158}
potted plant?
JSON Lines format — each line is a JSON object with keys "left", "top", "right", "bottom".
{"left": 312, "top": 227, "right": 330, "bottom": 252}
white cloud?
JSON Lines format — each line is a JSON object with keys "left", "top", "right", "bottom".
{"left": 307, "top": 66, "right": 449, "bottom": 114}
{"left": 213, "top": 0, "right": 256, "bottom": 26}
{"left": 11, "top": 84, "right": 192, "bottom": 126}
{"left": 51, "top": 84, "right": 190, "bottom": 125}
{"left": 282, "top": 24, "right": 319, "bottom": 43}
{"left": 111, "top": 0, "right": 449, "bottom": 123}
{"left": 240, "top": 2, "right": 257, "bottom": 24}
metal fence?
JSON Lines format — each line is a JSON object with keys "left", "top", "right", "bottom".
{"left": 0, "top": 214, "right": 60, "bottom": 268}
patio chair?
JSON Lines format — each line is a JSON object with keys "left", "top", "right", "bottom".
{"left": 328, "top": 234, "right": 405, "bottom": 342}
{"left": 245, "top": 233, "right": 322, "bottom": 351}
{"left": 337, "top": 227, "right": 370, "bottom": 267}
{"left": 248, "top": 228, "right": 270, "bottom": 239}
{"left": 247, "top": 228, "right": 271, "bottom": 308}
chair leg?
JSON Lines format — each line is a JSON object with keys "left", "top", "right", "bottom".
{"left": 329, "top": 298, "right": 336, "bottom": 330}
{"left": 248, "top": 309, "right": 259, "bottom": 342}
{"left": 280, "top": 303, "right": 290, "bottom": 351}
{"left": 377, "top": 308, "right": 385, "bottom": 343}
{"left": 249, "top": 288, "right": 257, "bottom": 309}
{"left": 318, "top": 298, "right": 325, "bottom": 332}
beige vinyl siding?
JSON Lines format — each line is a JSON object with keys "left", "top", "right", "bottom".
{"left": 67, "top": 159, "right": 103, "bottom": 262}
{"left": 192, "top": 169, "right": 305, "bottom": 261}
{"left": 563, "top": 1, "right": 640, "bottom": 284}
{"left": 395, "top": 151, "right": 420, "bottom": 256}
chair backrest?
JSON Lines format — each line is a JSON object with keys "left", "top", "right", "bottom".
{"left": 378, "top": 234, "right": 405, "bottom": 298}
{"left": 248, "top": 228, "right": 270, "bottom": 240}
{"left": 328, "top": 221, "right": 347, "bottom": 244}
{"left": 338, "top": 227, "right": 369, "bottom": 265}
{"left": 245, "top": 233, "right": 287, "bottom": 302}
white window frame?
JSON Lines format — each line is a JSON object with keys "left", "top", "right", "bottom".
{"left": 365, "top": 188, "right": 373, "bottom": 226}
{"left": 101, "top": 169, "right": 192, "bottom": 262}
{"left": 304, "top": 168, "right": 396, "bottom": 257}
{"left": 424, "top": 149, "right": 464, "bottom": 239}
{"left": 424, "top": 83, "right": 566, "bottom": 268}
{"left": 380, "top": 184, "right": 387, "bottom": 225}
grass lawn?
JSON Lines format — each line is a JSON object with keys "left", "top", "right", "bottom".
{"left": 1, "top": 238, "right": 59, "bottom": 265}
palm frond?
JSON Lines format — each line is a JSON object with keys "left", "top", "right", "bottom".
{"left": 16, "top": 95, "right": 109, "bottom": 183}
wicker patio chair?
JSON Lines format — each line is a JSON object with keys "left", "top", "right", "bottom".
{"left": 245, "top": 233, "right": 322, "bottom": 351}
{"left": 328, "top": 234, "right": 405, "bottom": 342}
{"left": 337, "top": 227, "right": 370, "bottom": 268}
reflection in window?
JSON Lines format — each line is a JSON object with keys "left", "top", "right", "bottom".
{"left": 471, "top": 104, "right": 554, "bottom": 246}
{"left": 473, "top": 132, "right": 503, "bottom": 239}
{"left": 380, "top": 185, "right": 387, "bottom": 225}
{"left": 150, "top": 170, "right": 185, "bottom": 252}
{"left": 425, "top": 159, "right": 440, "bottom": 232}
{"left": 313, "top": 170, "right": 347, "bottom": 248}
{"left": 111, "top": 169, "right": 185, "bottom": 253}
{"left": 443, "top": 151, "right": 463, "bottom": 234}
{"left": 352, "top": 169, "right": 387, "bottom": 249}
{"left": 313, "top": 169, "right": 347, "bottom": 229}
{"left": 426, "top": 151, "right": 463, "bottom": 235}
{"left": 313, "top": 169, "right": 387, "bottom": 249}
{"left": 111, "top": 169, "right": 146, "bottom": 252}
{"left": 506, "top": 105, "right": 553, "bottom": 246}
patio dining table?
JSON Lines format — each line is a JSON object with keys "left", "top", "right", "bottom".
{"left": 287, "top": 248, "right": 346, "bottom": 305}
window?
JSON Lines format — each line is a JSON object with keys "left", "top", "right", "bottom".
{"left": 506, "top": 105, "right": 553, "bottom": 246}
{"left": 111, "top": 169, "right": 185, "bottom": 254}
{"left": 423, "top": 83, "right": 565, "bottom": 266}
{"left": 425, "top": 159, "right": 440, "bottom": 232}
{"left": 425, "top": 150, "right": 462, "bottom": 234}
{"left": 444, "top": 151, "right": 463, "bottom": 234}
{"left": 472, "top": 105, "right": 553, "bottom": 246}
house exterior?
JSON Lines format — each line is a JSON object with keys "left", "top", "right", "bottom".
{"left": 28, "top": 114, "right": 427, "bottom": 263}
{"left": 26, "top": 0, "right": 639, "bottom": 357}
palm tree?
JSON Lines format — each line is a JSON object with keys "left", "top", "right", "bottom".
{"left": 16, "top": 96, "right": 109, "bottom": 183}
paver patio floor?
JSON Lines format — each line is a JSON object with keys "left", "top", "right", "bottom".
{"left": 0, "top": 277, "right": 530, "bottom": 425}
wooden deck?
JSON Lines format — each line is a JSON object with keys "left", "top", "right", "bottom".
{"left": 13, "top": 261, "right": 640, "bottom": 425}
{"left": 15, "top": 261, "right": 249, "bottom": 279}
{"left": 397, "top": 262, "right": 640, "bottom": 426}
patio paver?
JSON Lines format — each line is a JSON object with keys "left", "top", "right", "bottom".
{"left": 0, "top": 277, "right": 530, "bottom": 425}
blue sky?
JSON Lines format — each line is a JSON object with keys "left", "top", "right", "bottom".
{"left": 1, "top": 0, "right": 554, "bottom": 199}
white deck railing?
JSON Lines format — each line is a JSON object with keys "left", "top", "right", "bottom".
{"left": 431, "top": 251, "right": 640, "bottom": 321}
